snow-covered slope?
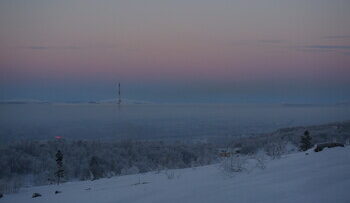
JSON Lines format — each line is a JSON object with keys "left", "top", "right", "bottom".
{"left": 3, "top": 147, "right": 350, "bottom": 203}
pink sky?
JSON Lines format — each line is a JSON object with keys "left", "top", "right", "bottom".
{"left": 0, "top": 0, "right": 349, "bottom": 102}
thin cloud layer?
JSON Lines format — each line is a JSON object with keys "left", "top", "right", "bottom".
{"left": 324, "top": 35, "right": 350, "bottom": 39}
{"left": 304, "top": 45, "right": 350, "bottom": 50}
{"left": 20, "top": 44, "right": 119, "bottom": 50}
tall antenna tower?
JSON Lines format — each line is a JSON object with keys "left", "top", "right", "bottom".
{"left": 117, "top": 83, "right": 121, "bottom": 104}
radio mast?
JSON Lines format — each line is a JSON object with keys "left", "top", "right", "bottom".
{"left": 117, "top": 83, "right": 121, "bottom": 104}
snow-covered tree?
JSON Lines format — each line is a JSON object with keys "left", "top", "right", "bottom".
{"left": 89, "top": 156, "right": 104, "bottom": 180}
{"left": 265, "top": 140, "right": 286, "bottom": 159}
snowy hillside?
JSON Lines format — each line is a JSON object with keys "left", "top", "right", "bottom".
{"left": 2, "top": 146, "right": 350, "bottom": 203}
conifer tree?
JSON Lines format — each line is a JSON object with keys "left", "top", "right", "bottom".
{"left": 299, "top": 130, "right": 312, "bottom": 151}
{"left": 55, "top": 150, "right": 64, "bottom": 185}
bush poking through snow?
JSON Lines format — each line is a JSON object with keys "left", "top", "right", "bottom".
{"left": 265, "top": 141, "right": 286, "bottom": 159}
{"left": 165, "top": 170, "right": 175, "bottom": 180}
{"left": 221, "top": 154, "right": 248, "bottom": 173}
{"left": 221, "top": 150, "right": 267, "bottom": 175}
{"left": 252, "top": 151, "right": 267, "bottom": 170}
{"left": 32, "top": 193, "right": 42, "bottom": 198}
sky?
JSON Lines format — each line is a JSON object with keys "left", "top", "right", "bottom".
{"left": 0, "top": 0, "right": 350, "bottom": 103}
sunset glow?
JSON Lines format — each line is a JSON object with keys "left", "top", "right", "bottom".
{"left": 1, "top": 0, "right": 349, "bottom": 103}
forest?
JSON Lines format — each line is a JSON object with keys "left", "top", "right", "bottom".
{"left": 1, "top": 121, "right": 349, "bottom": 194}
